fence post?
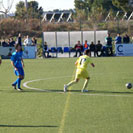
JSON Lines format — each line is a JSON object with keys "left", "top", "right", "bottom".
{"left": 81, "top": 31, "right": 83, "bottom": 46}
{"left": 94, "top": 30, "right": 96, "bottom": 45}
{"left": 55, "top": 32, "right": 58, "bottom": 58}
{"left": 68, "top": 31, "right": 71, "bottom": 58}
{"left": 42, "top": 32, "right": 44, "bottom": 58}
{"left": 93, "top": 24, "right": 97, "bottom": 45}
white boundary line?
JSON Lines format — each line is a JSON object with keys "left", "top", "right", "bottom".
{"left": 23, "top": 76, "right": 133, "bottom": 97}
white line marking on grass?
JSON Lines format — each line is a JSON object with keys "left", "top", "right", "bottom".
{"left": 23, "top": 76, "right": 133, "bottom": 98}
{"left": 23, "top": 75, "right": 74, "bottom": 133}
{"left": 58, "top": 73, "right": 75, "bottom": 133}
{"left": 80, "top": 93, "right": 133, "bottom": 97}
{"left": 23, "top": 75, "right": 133, "bottom": 133}
{"left": 23, "top": 76, "right": 72, "bottom": 93}
{"left": 58, "top": 91, "right": 71, "bottom": 133}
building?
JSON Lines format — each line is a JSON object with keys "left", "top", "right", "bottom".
{"left": 42, "top": 10, "right": 74, "bottom": 23}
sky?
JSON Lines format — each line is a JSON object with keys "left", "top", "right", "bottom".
{"left": 0, "top": 0, "right": 75, "bottom": 13}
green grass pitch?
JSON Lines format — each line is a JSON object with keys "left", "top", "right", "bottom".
{"left": 0, "top": 57, "right": 133, "bottom": 133}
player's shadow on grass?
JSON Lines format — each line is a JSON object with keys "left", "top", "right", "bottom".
{"left": 6, "top": 89, "right": 133, "bottom": 95}
{"left": 21, "top": 89, "right": 133, "bottom": 95}
{"left": 2, "top": 89, "right": 63, "bottom": 93}
{"left": 22, "top": 89, "right": 64, "bottom": 93}
{"left": 0, "top": 124, "right": 58, "bottom": 128}
{"left": 24, "top": 89, "right": 81, "bottom": 93}
{"left": 86, "top": 90, "right": 133, "bottom": 95}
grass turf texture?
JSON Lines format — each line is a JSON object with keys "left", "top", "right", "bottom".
{"left": 0, "top": 57, "right": 133, "bottom": 133}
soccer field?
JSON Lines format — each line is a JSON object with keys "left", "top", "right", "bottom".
{"left": 0, "top": 57, "right": 133, "bottom": 133}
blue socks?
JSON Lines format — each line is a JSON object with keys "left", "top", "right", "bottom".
{"left": 13, "top": 78, "right": 22, "bottom": 88}
{"left": 13, "top": 78, "right": 19, "bottom": 85}
{"left": 17, "top": 78, "right": 21, "bottom": 89}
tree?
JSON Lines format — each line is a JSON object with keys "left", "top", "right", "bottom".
{"left": 74, "top": 0, "right": 118, "bottom": 12}
{"left": 74, "top": 0, "right": 92, "bottom": 12}
{"left": 74, "top": 0, "right": 92, "bottom": 20}
{"left": 74, "top": 9, "right": 87, "bottom": 30}
{"left": 112, "top": 0, "right": 132, "bottom": 12}
{"left": 15, "top": 1, "right": 43, "bottom": 19}
{"left": 0, "top": 0, "right": 14, "bottom": 17}
{"left": 74, "top": 0, "right": 120, "bottom": 21}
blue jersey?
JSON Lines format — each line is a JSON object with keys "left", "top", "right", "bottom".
{"left": 115, "top": 36, "right": 122, "bottom": 44}
{"left": 11, "top": 51, "right": 23, "bottom": 68}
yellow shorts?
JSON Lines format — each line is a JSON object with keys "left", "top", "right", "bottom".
{"left": 75, "top": 69, "right": 89, "bottom": 79}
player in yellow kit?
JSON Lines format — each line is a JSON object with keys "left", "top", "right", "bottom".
{"left": 64, "top": 49, "right": 95, "bottom": 92}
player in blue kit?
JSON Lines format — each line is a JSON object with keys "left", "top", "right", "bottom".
{"left": 11, "top": 44, "right": 24, "bottom": 91}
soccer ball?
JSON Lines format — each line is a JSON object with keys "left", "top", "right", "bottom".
{"left": 125, "top": 83, "right": 132, "bottom": 89}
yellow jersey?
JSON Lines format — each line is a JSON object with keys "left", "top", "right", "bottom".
{"left": 76, "top": 55, "right": 92, "bottom": 71}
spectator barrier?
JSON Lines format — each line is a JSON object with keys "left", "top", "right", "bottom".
{"left": 115, "top": 44, "right": 133, "bottom": 56}
{"left": 0, "top": 46, "right": 36, "bottom": 59}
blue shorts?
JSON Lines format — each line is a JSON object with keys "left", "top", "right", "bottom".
{"left": 14, "top": 67, "right": 24, "bottom": 76}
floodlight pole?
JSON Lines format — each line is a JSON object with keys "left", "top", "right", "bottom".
{"left": 25, "top": 0, "right": 28, "bottom": 21}
{"left": 94, "top": 24, "right": 97, "bottom": 45}
{"left": 25, "top": 0, "right": 28, "bottom": 11}
{"left": 117, "top": 17, "right": 120, "bottom": 33}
